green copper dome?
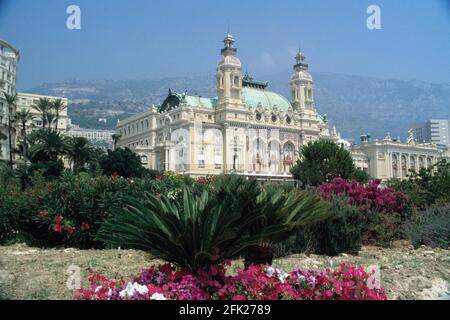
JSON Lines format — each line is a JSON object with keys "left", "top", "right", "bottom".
{"left": 184, "top": 95, "right": 216, "bottom": 109}
{"left": 242, "top": 87, "right": 292, "bottom": 112}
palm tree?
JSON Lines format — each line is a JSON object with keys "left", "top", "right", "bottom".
{"left": 32, "top": 98, "right": 51, "bottom": 129}
{"left": 44, "top": 111, "right": 57, "bottom": 130}
{"left": 51, "top": 99, "right": 66, "bottom": 131}
{"left": 15, "top": 108, "right": 33, "bottom": 138}
{"left": 14, "top": 108, "right": 34, "bottom": 161}
{"left": 67, "top": 136, "right": 95, "bottom": 171}
{"left": 111, "top": 133, "right": 121, "bottom": 150}
{"left": 3, "top": 93, "right": 17, "bottom": 169}
{"left": 28, "top": 129, "right": 70, "bottom": 162}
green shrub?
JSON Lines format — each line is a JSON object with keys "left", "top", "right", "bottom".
{"left": 387, "top": 160, "right": 450, "bottom": 208}
{"left": 99, "top": 148, "right": 147, "bottom": 178}
{"left": 0, "top": 185, "right": 35, "bottom": 244}
{"left": 363, "top": 211, "right": 403, "bottom": 247}
{"left": 28, "top": 160, "right": 65, "bottom": 180}
{"left": 406, "top": 205, "right": 450, "bottom": 249}
{"left": 290, "top": 197, "right": 369, "bottom": 256}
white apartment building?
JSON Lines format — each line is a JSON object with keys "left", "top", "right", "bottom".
{"left": 0, "top": 38, "right": 19, "bottom": 161}
{"left": 68, "top": 123, "right": 114, "bottom": 148}
{"left": 15, "top": 92, "right": 69, "bottom": 135}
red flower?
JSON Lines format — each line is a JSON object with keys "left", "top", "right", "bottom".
{"left": 81, "top": 222, "right": 91, "bottom": 231}
{"left": 47, "top": 182, "right": 53, "bottom": 190}
{"left": 37, "top": 211, "right": 49, "bottom": 219}
{"left": 54, "top": 215, "right": 64, "bottom": 224}
{"left": 66, "top": 226, "right": 75, "bottom": 236}
{"left": 111, "top": 172, "right": 120, "bottom": 180}
{"left": 52, "top": 224, "right": 64, "bottom": 233}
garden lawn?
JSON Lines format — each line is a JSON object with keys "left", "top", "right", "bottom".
{"left": 0, "top": 241, "right": 448, "bottom": 300}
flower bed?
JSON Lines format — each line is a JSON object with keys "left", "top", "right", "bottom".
{"left": 75, "top": 263, "right": 387, "bottom": 300}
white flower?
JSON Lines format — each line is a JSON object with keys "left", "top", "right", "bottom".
{"left": 119, "top": 282, "right": 149, "bottom": 299}
{"left": 265, "top": 266, "right": 289, "bottom": 283}
{"left": 150, "top": 292, "right": 167, "bottom": 300}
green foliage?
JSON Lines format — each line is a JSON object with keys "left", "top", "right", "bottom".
{"left": 99, "top": 147, "right": 147, "bottom": 178}
{"left": 363, "top": 211, "right": 402, "bottom": 248}
{"left": 291, "top": 140, "right": 356, "bottom": 187}
{"left": 351, "top": 167, "right": 369, "bottom": 184}
{"left": 28, "top": 129, "right": 70, "bottom": 162}
{"left": 20, "top": 172, "right": 131, "bottom": 248}
{"left": 66, "top": 137, "right": 98, "bottom": 172}
{"left": 406, "top": 205, "right": 450, "bottom": 249}
{"left": 97, "top": 175, "right": 329, "bottom": 271}
{"left": 0, "top": 182, "right": 35, "bottom": 244}
{"left": 97, "top": 187, "right": 273, "bottom": 272}
{"left": 387, "top": 160, "right": 450, "bottom": 208}
{"left": 28, "top": 160, "right": 65, "bottom": 180}
{"left": 290, "top": 197, "right": 369, "bottom": 256}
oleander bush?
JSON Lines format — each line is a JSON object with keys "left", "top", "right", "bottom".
{"left": 3, "top": 170, "right": 208, "bottom": 248}
{"left": 75, "top": 263, "right": 387, "bottom": 300}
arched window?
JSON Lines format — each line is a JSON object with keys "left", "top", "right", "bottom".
{"left": 401, "top": 155, "right": 407, "bottom": 177}
{"left": 283, "top": 142, "right": 295, "bottom": 173}
{"left": 392, "top": 154, "right": 398, "bottom": 177}
{"left": 419, "top": 156, "right": 424, "bottom": 169}
{"left": 410, "top": 156, "right": 416, "bottom": 171}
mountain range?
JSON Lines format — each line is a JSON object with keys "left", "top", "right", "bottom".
{"left": 26, "top": 72, "right": 450, "bottom": 142}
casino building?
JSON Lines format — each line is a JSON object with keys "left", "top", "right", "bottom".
{"left": 116, "top": 34, "right": 336, "bottom": 180}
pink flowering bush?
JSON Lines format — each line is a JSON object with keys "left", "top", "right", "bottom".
{"left": 320, "top": 178, "right": 409, "bottom": 215}
{"left": 319, "top": 178, "right": 411, "bottom": 246}
{"left": 75, "top": 263, "right": 387, "bottom": 300}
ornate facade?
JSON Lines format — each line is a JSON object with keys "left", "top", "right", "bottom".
{"left": 116, "top": 34, "right": 334, "bottom": 180}
{"left": 351, "top": 132, "right": 441, "bottom": 180}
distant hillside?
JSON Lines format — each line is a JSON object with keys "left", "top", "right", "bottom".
{"left": 27, "top": 73, "right": 450, "bottom": 141}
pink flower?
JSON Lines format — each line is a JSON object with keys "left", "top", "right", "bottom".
{"left": 37, "top": 211, "right": 48, "bottom": 219}
{"left": 52, "top": 224, "right": 64, "bottom": 233}
{"left": 54, "top": 215, "right": 64, "bottom": 224}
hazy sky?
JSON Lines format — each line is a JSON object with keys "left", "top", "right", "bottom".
{"left": 1, "top": 0, "right": 449, "bottom": 90}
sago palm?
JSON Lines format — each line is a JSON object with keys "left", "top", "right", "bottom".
{"left": 96, "top": 187, "right": 286, "bottom": 273}
{"left": 97, "top": 175, "right": 329, "bottom": 272}
{"left": 243, "top": 186, "right": 330, "bottom": 267}
{"left": 213, "top": 175, "right": 330, "bottom": 267}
